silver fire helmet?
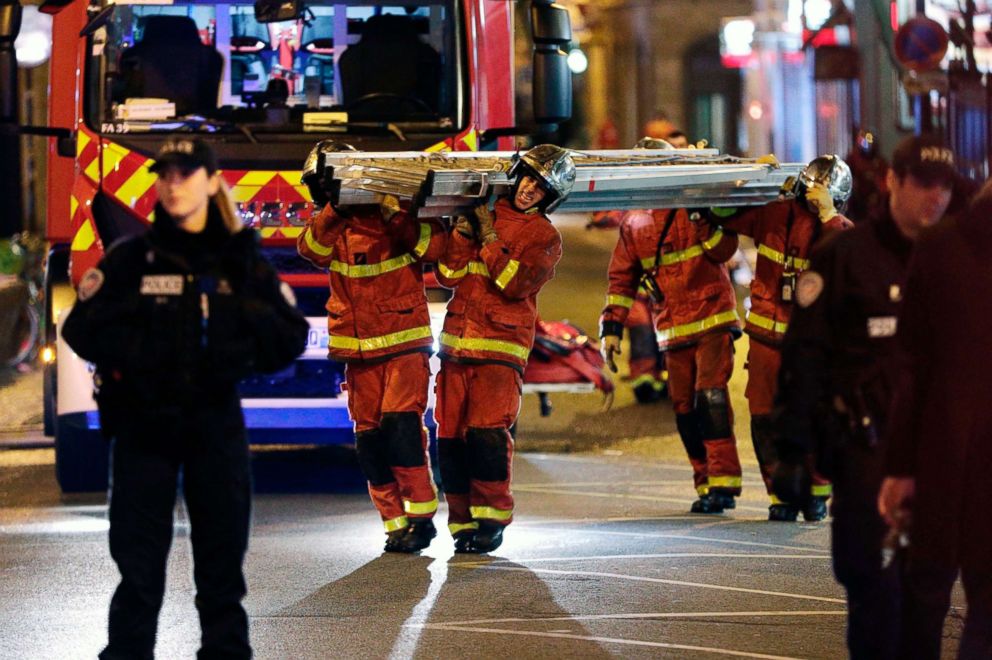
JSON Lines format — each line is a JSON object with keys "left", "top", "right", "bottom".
{"left": 301, "top": 140, "right": 358, "bottom": 206}
{"left": 507, "top": 144, "right": 577, "bottom": 213}
{"left": 798, "top": 154, "right": 853, "bottom": 212}
{"left": 633, "top": 136, "right": 674, "bottom": 150}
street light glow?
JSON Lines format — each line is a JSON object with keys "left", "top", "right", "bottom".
{"left": 567, "top": 48, "right": 588, "bottom": 74}
{"left": 14, "top": 7, "right": 53, "bottom": 68}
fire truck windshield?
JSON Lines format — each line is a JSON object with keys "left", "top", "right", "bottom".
{"left": 85, "top": 1, "right": 461, "bottom": 136}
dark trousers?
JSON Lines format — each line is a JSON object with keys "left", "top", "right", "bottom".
{"left": 99, "top": 401, "right": 252, "bottom": 660}
{"left": 831, "top": 444, "right": 901, "bottom": 660}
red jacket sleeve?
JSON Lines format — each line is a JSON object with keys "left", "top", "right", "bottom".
{"left": 436, "top": 229, "right": 478, "bottom": 289}
{"left": 699, "top": 221, "right": 739, "bottom": 263}
{"left": 599, "top": 215, "right": 644, "bottom": 336}
{"left": 711, "top": 205, "right": 762, "bottom": 239}
{"left": 391, "top": 213, "right": 448, "bottom": 263}
{"left": 479, "top": 220, "right": 562, "bottom": 301}
{"left": 297, "top": 206, "right": 344, "bottom": 267}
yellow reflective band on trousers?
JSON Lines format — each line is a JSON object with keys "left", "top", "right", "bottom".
{"left": 607, "top": 294, "right": 634, "bottom": 308}
{"left": 811, "top": 484, "right": 833, "bottom": 497}
{"left": 696, "top": 485, "right": 709, "bottom": 496}
{"left": 304, "top": 226, "right": 334, "bottom": 257}
{"left": 656, "top": 310, "right": 740, "bottom": 342}
{"left": 437, "top": 260, "right": 490, "bottom": 280}
{"left": 495, "top": 259, "right": 520, "bottom": 290}
{"left": 329, "top": 252, "right": 416, "bottom": 278}
{"left": 329, "top": 326, "right": 433, "bottom": 352}
{"left": 448, "top": 521, "right": 479, "bottom": 535}
{"left": 439, "top": 332, "right": 530, "bottom": 361}
{"left": 746, "top": 310, "right": 789, "bottom": 334}
{"left": 412, "top": 222, "right": 432, "bottom": 258}
{"left": 708, "top": 475, "right": 742, "bottom": 489}
{"left": 630, "top": 374, "right": 662, "bottom": 390}
{"left": 757, "top": 243, "right": 810, "bottom": 271}
{"left": 404, "top": 497, "right": 439, "bottom": 515}
{"left": 469, "top": 505, "right": 513, "bottom": 521}
{"left": 384, "top": 515, "right": 409, "bottom": 532}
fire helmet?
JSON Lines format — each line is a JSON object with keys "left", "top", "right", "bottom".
{"left": 507, "top": 144, "right": 577, "bottom": 213}
{"left": 633, "top": 136, "right": 674, "bottom": 150}
{"left": 302, "top": 140, "right": 358, "bottom": 207}
{"left": 797, "top": 154, "right": 853, "bottom": 212}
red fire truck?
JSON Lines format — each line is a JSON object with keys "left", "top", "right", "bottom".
{"left": 35, "top": 0, "right": 578, "bottom": 491}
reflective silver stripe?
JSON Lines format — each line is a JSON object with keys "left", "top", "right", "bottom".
{"left": 439, "top": 332, "right": 530, "bottom": 361}
{"left": 494, "top": 259, "right": 520, "bottom": 290}
{"left": 607, "top": 294, "right": 634, "bottom": 308}
{"left": 304, "top": 226, "right": 334, "bottom": 257}
{"left": 412, "top": 222, "right": 432, "bottom": 258}
{"left": 656, "top": 310, "right": 740, "bottom": 342}
{"left": 757, "top": 243, "right": 810, "bottom": 271}
{"left": 329, "top": 325, "right": 433, "bottom": 352}
{"left": 746, "top": 310, "right": 788, "bottom": 334}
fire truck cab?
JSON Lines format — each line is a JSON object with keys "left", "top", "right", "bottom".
{"left": 41, "top": 0, "right": 573, "bottom": 492}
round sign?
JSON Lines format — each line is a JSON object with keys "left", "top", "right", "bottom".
{"left": 894, "top": 17, "right": 949, "bottom": 72}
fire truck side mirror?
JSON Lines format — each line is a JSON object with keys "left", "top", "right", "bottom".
{"left": 254, "top": 0, "right": 302, "bottom": 24}
{"left": 531, "top": 1, "right": 572, "bottom": 125}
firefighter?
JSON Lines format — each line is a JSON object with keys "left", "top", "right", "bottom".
{"left": 435, "top": 144, "right": 575, "bottom": 553}
{"left": 61, "top": 138, "right": 308, "bottom": 660}
{"left": 298, "top": 140, "right": 447, "bottom": 553}
{"left": 600, "top": 138, "right": 743, "bottom": 513}
{"left": 878, "top": 184, "right": 992, "bottom": 659}
{"left": 712, "top": 154, "right": 854, "bottom": 521}
{"left": 771, "top": 136, "right": 957, "bottom": 659}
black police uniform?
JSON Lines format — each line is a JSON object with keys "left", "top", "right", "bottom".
{"left": 62, "top": 204, "right": 308, "bottom": 660}
{"left": 772, "top": 203, "right": 912, "bottom": 660}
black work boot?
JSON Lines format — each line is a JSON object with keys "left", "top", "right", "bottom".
{"left": 464, "top": 522, "right": 504, "bottom": 554}
{"left": 384, "top": 527, "right": 409, "bottom": 553}
{"left": 633, "top": 380, "right": 663, "bottom": 404}
{"left": 802, "top": 496, "right": 829, "bottom": 522}
{"left": 710, "top": 490, "right": 736, "bottom": 510}
{"left": 768, "top": 504, "right": 800, "bottom": 522}
{"left": 399, "top": 519, "right": 437, "bottom": 552}
{"left": 453, "top": 530, "right": 475, "bottom": 554}
{"left": 690, "top": 492, "right": 725, "bottom": 514}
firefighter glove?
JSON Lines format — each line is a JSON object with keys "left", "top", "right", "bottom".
{"left": 380, "top": 194, "right": 402, "bottom": 222}
{"left": 757, "top": 153, "right": 781, "bottom": 168}
{"left": 453, "top": 215, "right": 476, "bottom": 240}
{"left": 474, "top": 204, "right": 498, "bottom": 245}
{"left": 806, "top": 183, "right": 839, "bottom": 222}
{"left": 600, "top": 334, "right": 621, "bottom": 374}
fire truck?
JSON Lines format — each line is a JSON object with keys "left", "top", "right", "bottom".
{"left": 36, "top": 0, "right": 577, "bottom": 492}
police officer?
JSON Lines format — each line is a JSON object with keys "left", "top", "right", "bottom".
{"left": 435, "top": 144, "right": 574, "bottom": 554}
{"left": 771, "top": 135, "right": 957, "bottom": 659}
{"left": 62, "top": 138, "right": 308, "bottom": 660}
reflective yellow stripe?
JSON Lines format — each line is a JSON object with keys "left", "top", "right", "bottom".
{"left": 329, "top": 326, "right": 433, "bottom": 352}
{"left": 746, "top": 310, "right": 789, "bottom": 334}
{"left": 656, "top": 310, "right": 740, "bottom": 342}
{"left": 811, "top": 484, "right": 832, "bottom": 497}
{"left": 439, "top": 332, "right": 530, "bottom": 361}
{"left": 757, "top": 243, "right": 810, "bottom": 271}
{"left": 304, "top": 226, "right": 334, "bottom": 257}
{"left": 640, "top": 244, "right": 705, "bottom": 269}
{"left": 494, "top": 259, "right": 520, "bottom": 290}
{"left": 438, "top": 260, "right": 490, "bottom": 280}
{"left": 469, "top": 506, "right": 513, "bottom": 521}
{"left": 696, "top": 485, "right": 710, "bottom": 496}
{"left": 448, "top": 521, "right": 479, "bottom": 535}
{"left": 630, "top": 374, "right": 662, "bottom": 390}
{"left": 769, "top": 494, "right": 784, "bottom": 505}
{"left": 383, "top": 516, "right": 409, "bottom": 532}
{"left": 329, "top": 253, "right": 416, "bottom": 278}
{"left": 607, "top": 294, "right": 635, "bottom": 308}
{"left": 702, "top": 228, "right": 725, "bottom": 251}
{"left": 412, "top": 222, "right": 432, "bottom": 258}
{"left": 708, "top": 475, "right": 743, "bottom": 489}
{"left": 404, "top": 497, "right": 439, "bottom": 515}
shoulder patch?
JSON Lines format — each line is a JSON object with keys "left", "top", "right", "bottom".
{"left": 796, "top": 271, "right": 824, "bottom": 308}
{"left": 77, "top": 268, "right": 105, "bottom": 302}
{"left": 280, "top": 281, "right": 297, "bottom": 307}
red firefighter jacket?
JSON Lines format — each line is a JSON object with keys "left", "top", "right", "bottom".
{"left": 600, "top": 208, "right": 740, "bottom": 350}
{"left": 297, "top": 204, "right": 446, "bottom": 362}
{"left": 715, "top": 199, "right": 851, "bottom": 345}
{"left": 436, "top": 199, "right": 562, "bottom": 371}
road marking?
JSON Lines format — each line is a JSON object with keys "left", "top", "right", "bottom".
{"left": 514, "top": 479, "right": 766, "bottom": 489}
{"left": 457, "top": 552, "right": 830, "bottom": 565}
{"left": 412, "top": 609, "right": 847, "bottom": 626}
{"left": 412, "top": 623, "right": 810, "bottom": 659}
{"left": 512, "top": 484, "right": 771, "bottom": 514}
{"left": 450, "top": 565, "right": 846, "bottom": 604}
{"left": 568, "top": 528, "right": 827, "bottom": 553}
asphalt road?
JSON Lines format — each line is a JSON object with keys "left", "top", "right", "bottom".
{"left": 0, "top": 444, "right": 967, "bottom": 660}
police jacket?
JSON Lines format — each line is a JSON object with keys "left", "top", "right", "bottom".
{"left": 775, "top": 203, "right": 913, "bottom": 460}
{"left": 62, "top": 205, "right": 308, "bottom": 410}
{"left": 715, "top": 199, "right": 851, "bottom": 345}
{"left": 599, "top": 208, "right": 740, "bottom": 350}
{"left": 436, "top": 198, "right": 562, "bottom": 371}
{"left": 297, "top": 204, "right": 446, "bottom": 363}
{"left": 884, "top": 197, "right": 992, "bottom": 561}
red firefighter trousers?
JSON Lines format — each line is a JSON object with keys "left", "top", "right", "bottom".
{"left": 745, "top": 339, "right": 831, "bottom": 499}
{"left": 345, "top": 352, "right": 437, "bottom": 528}
{"left": 435, "top": 361, "right": 521, "bottom": 534}
{"left": 666, "top": 331, "right": 742, "bottom": 495}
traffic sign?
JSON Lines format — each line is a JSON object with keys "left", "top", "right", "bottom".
{"left": 894, "top": 17, "right": 949, "bottom": 72}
